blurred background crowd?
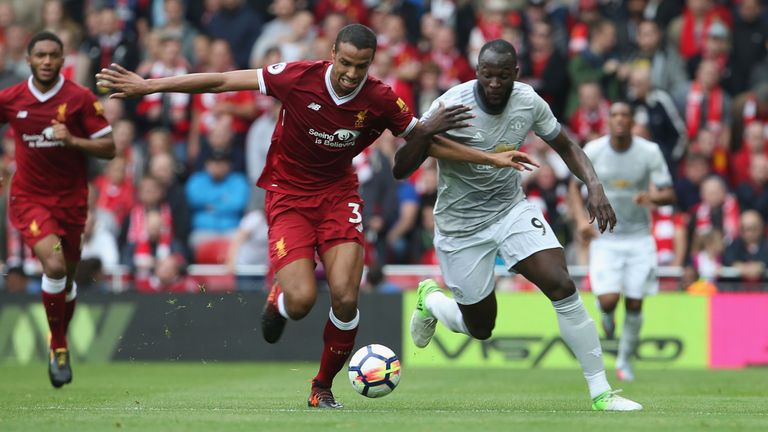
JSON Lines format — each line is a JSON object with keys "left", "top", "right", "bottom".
{"left": 1, "top": 0, "right": 768, "bottom": 294}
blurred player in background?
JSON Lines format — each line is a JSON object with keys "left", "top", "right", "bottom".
{"left": 570, "top": 102, "right": 676, "bottom": 381}
{"left": 397, "top": 40, "right": 642, "bottom": 411}
{"left": 0, "top": 31, "right": 115, "bottom": 388}
{"left": 96, "top": 24, "right": 527, "bottom": 408}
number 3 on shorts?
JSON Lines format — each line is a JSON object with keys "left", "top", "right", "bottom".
{"left": 348, "top": 202, "right": 362, "bottom": 224}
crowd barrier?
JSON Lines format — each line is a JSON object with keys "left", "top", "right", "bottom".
{"left": 1, "top": 290, "right": 766, "bottom": 369}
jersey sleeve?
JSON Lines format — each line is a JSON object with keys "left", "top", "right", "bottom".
{"left": 255, "top": 62, "right": 305, "bottom": 102}
{"left": 378, "top": 85, "right": 418, "bottom": 138}
{"left": 81, "top": 91, "right": 112, "bottom": 138}
{"left": 0, "top": 89, "right": 8, "bottom": 124}
{"left": 531, "top": 92, "right": 561, "bottom": 141}
{"left": 648, "top": 143, "right": 673, "bottom": 188}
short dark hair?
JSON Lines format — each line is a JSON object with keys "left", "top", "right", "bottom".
{"left": 27, "top": 31, "right": 64, "bottom": 55}
{"left": 478, "top": 39, "right": 518, "bottom": 65}
{"left": 334, "top": 24, "right": 377, "bottom": 54}
{"left": 611, "top": 101, "right": 635, "bottom": 116}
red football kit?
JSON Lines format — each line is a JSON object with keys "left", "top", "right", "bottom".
{"left": 255, "top": 61, "right": 417, "bottom": 271}
{"left": 0, "top": 76, "right": 112, "bottom": 260}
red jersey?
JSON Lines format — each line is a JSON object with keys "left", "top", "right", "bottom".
{"left": 255, "top": 61, "right": 417, "bottom": 195}
{"left": 0, "top": 76, "right": 111, "bottom": 205}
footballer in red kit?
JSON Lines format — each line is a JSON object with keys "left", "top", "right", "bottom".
{"left": 97, "top": 23, "right": 525, "bottom": 408}
{"left": 255, "top": 60, "right": 416, "bottom": 271}
{"left": 0, "top": 32, "right": 115, "bottom": 389}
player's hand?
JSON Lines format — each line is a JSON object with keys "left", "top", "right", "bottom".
{"left": 577, "top": 221, "right": 597, "bottom": 243}
{"left": 586, "top": 183, "right": 616, "bottom": 233}
{"left": 50, "top": 119, "right": 72, "bottom": 145}
{"left": 423, "top": 102, "right": 473, "bottom": 134}
{"left": 633, "top": 191, "right": 654, "bottom": 208}
{"left": 488, "top": 150, "right": 540, "bottom": 171}
{"left": 95, "top": 64, "right": 151, "bottom": 99}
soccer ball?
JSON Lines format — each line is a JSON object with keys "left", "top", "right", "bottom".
{"left": 348, "top": 344, "right": 401, "bottom": 398}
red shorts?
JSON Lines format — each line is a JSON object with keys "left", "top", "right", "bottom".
{"left": 265, "top": 188, "right": 365, "bottom": 272}
{"left": 8, "top": 196, "right": 87, "bottom": 262}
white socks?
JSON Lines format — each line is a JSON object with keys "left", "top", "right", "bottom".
{"left": 617, "top": 311, "right": 643, "bottom": 369}
{"left": 552, "top": 292, "right": 611, "bottom": 399}
{"left": 329, "top": 308, "right": 360, "bottom": 330}
{"left": 41, "top": 275, "right": 66, "bottom": 294}
{"left": 65, "top": 282, "right": 78, "bottom": 302}
{"left": 425, "top": 291, "right": 469, "bottom": 334}
{"left": 277, "top": 292, "right": 289, "bottom": 319}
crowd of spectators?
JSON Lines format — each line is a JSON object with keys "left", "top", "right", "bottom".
{"left": 1, "top": 0, "right": 768, "bottom": 293}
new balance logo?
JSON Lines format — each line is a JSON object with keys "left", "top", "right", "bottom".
{"left": 16, "top": 111, "right": 28, "bottom": 118}
{"left": 307, "top": 103, "right": 322, "bottom": 111}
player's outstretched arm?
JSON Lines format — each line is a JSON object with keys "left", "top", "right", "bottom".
{"left": 95, "top": 64, "right": 261, "bottom": 98}
{"left": 428, "top": 135, "right": 539, "bottom": 170}
{"left": 547, "top": 130, "right": 616, "bottom": 233}
{"left": 393, "top": 102, "right": 473, "bottom": 179}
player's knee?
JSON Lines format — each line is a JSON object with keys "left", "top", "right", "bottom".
{"left": 625, "top": 299, "right": 643, "bottom": 313}
{"left": 466, "top": 320, "right": 495, "bottom": 340}
{"left": 42, "top": 259, "right": 67, "bottom": 280}
{"left": 330, "top": 292, "right": 358, "bottom": 320}
{"left": 285, "top": 291, "right": 316, "bottom": 320}
{"left": 547, "top": 276, "right": 576, "bottom": 301}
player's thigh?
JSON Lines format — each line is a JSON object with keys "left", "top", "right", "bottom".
{"left": 622, "top": 236, "right": 658, "bottom": 300}
{"left": 497, "top": 201, "right": 563, "bottom": 270}
{"left": 434, "top": 229, "right": 498, "bottom": 306}
{"left": 588, "top": 238, "right": 625, "bottom": 296}
{"left": 9, "top": 200, "right": 66, "bottom": 270}
{"left": 316, "top": 187, "right": 365, "bottom": 257}
{"left": 265, "top": 191, "right": 319, "bottom": 274}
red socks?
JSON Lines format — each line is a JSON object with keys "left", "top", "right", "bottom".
{"left": 41, "top": 276, "right": 69, "bottom": 350}
{"left": 42, "top": 291, "right": 67, "bottom": 349}
{"left": 64, "top": 297, "right": 76, "bottom": 333}
{"left": 314, "top": 310, "right": 360, "bottom": 387}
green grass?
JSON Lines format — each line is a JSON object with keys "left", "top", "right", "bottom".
{"left": 0, "top": 363, "right": 765, "bottom": 432}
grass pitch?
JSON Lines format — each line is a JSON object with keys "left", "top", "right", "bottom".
{"left": 0, "top": 363, "right": 765, "bottom": 432}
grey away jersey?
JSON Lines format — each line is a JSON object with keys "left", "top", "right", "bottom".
{"left": 422, "top": 81, "right": 560, "bottom": 237}
{"left": 582, "top": 135, "right": 673, "bottom": 237}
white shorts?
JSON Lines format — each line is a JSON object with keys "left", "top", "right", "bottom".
{"left": 434, "top": 200, "right": 562, "bottom": 305}
{"left": 588, "top": 235, "right": 658, "bottom": 299}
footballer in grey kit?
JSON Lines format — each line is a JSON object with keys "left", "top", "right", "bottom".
{"left": 423, "top": 80, "right": 560, "bottom": 237}
{"left": 570, "top": 102, "right": 676, "bottom": 382}
{"left": 393, "top": 39, "right": 642, "bottom": 411}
